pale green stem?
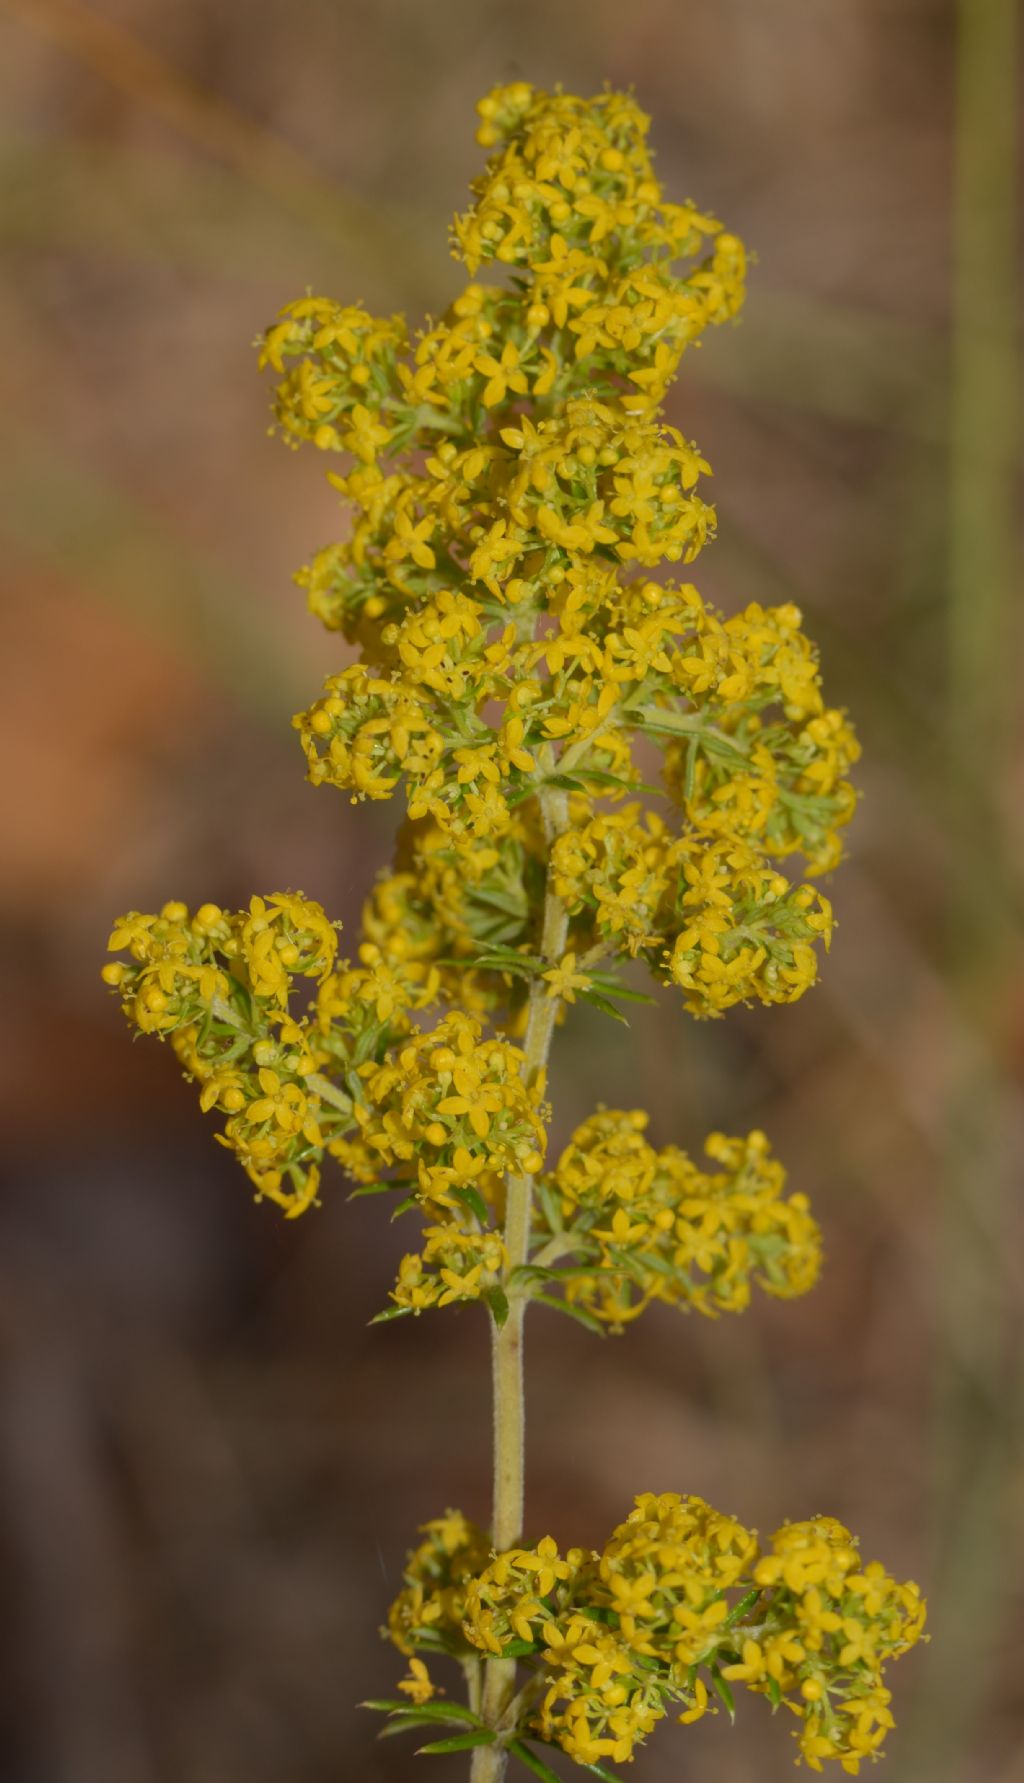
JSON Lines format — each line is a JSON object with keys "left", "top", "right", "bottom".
{"left": 472, "top": 788, "right": 570, "bottom": 1783}
{"left": 210, "top": 993, "right": 248, "bottom": 1031}
{"left": 304, "top": 1072, "right": 353, "bottom": 1116}
{"left": 525, "top": 1234, "right": 573, "bottom": 1274}
{"left": 462, "top": 1655, "right": 483, "bottom": 1718}
{"left": 904, "top": 1, "right": 1019, "bottom": 1776}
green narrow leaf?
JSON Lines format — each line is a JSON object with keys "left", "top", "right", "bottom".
{"left": 508, "top": 1262, "right": 552, "bottom": 1285}
{"left": 519, "top": 1261, "right": 599, "bottom": 1281}
{"left": 360, "top": 1697, "right": 483, "bottom": 1725}
{"left": 472, "top": 948, "right": 545, "bottom": 974}
{"left": 475, "top": 917, "right": 531, "bottom": 947}
{"left": 467, "top": 884, "right": 529, "bottom": 917}
{"left": 577, "top": 989, "right": 630, "bottom": 1026}
{"left": 586, "top": 976, "right": 657, "bottom": 1006}
{"left": 508, "top": 1740, "right": 564, "bottom": 1782}
{"left": 532, "top": 1292, "right": 607, "bottom": 1336}
{"left": 722, "top": 1586, "right": 761, "bottom": 1630}
{"left": 576, "top": 769, "right": 663, "bottom": 798}
{"left": 506, "top": 783, "right": 538, "bottom": 808}
{"left": 348, "top": 1179, "right": 405, "bottom": 1198}
{"left": 453, "top": 1184, "right": 490, "bottom": 1227}
{"left": 476, "top": 942, "right": 545, "bottom": 966}
{"left": 710, "top": 1667, "right": 736, "bottom": 1721}
{"left": 584, "top": 1763, "right": 625, "bottom": 1782}
{"left": 683, "top": 732, "right": 698, "bottom": 801}
{"left": 534, "top": 1177, "right": 564, "bottom": 1235}
{"left": 565, "top": 766, "right": 626, "bottom": 787}
{"left": 499, "top": 1636, "right": 541, "bottom": 1657}
{"left": 377, "top": 1715, "right": 456, "bottom": 1739}
{"left": 606, "top": 1244, "right": 672, "bottom": 1280}
{"left": 417, "top": 1729, "right": 496, "bottom": 1753}
{"left": 485, "top": 1285, "right": 510, "bottom": 1328}
{"left": 368, "top": 1305, "right": 414, "bottom": 1325}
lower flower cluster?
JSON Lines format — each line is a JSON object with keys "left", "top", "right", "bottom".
{"left": 385, "top": 1493, "right": 926, "bottom": 1775}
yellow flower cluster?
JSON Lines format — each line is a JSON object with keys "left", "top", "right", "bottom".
{"left": 358, "top": 816, "right": 544, "bottom": 1027}
{"left": 727, "top": 1515, "right": 928, "bottom": 1773}
{"left": 346, "top": 1010, "right": 546, "bottom": 1201}
{"left": 108, "top": 82, "right": 861, "bottom": 1255}
{"left": 551, "top": 807, "right": 835, "bottom": 1016}
{"left": 324, "top": 1010, "right": 546, "bottom": 1315}
{"left": 104, "top": 893, "right": 336, "bottom": 1029}
{"left": 294, "top": 663, "right": 445, "bottom": 804}
{"left": 581, "top": 1498, "right": 924, "bottom": 1772}
{"left": 598, "top": 1491, "right": 758, "bottom": 1664}
{"left": 530, "top": 1110, "right": 821, "bottom": 1327}
{"left": 390, "top": 1492, "right": 924, "bottom": 1773}
{"left": 456, "top": 83, "right": 746, "bottom": 409}
{"left": 533, "top": 1609, "right": 665, "bottom": 1766}
{"left": 657, "top": 599, "right": 862, "bottom": 876}
{"left": 261, "top": 79, "right": 857, "bottom": 1025}
{"left": 463, "top": 1535, "right": 586, "bottom": 1656}
{"left": 663, "top": 839, "right": 834, "bottom": 1015}
{"left": 530, "top": 1493, "right": 758, "bottom": 1762}
{"left": 258, "top": 298, "right": 407, "bottom": 456}
{"left": 103, "top": 895, "right": 342, "bottom": 1213}
{"left": 102, "top": 891, "right": 547, "bottom": 1294}
{"left": 391, "top": 1224, "right": 507, "bottom": 1315}
{"left": 387, "top": 1509, "right": 491, "bottom": 1660}
{"left": 102, "top": 894, "right": 440, "bottom": 1216}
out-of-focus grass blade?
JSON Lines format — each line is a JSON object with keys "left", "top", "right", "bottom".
{"left": 2, "top": 0, "right": 442, "bottom": 302}
{"left": 904, "top": 2, "right": 1019, "bottom": 1778}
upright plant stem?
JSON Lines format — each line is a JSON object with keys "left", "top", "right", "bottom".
{"left": 472, "top": 788, "right": 570, "bottom": 1783}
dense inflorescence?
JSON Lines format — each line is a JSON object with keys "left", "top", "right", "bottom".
{"left": 528, "top": 1110, "right": 822, "bottom": 1328}
{"left": 105, "top": 77, "right": 858, "bottom": 1256}
{"left": 390, "top": 1492, "right": 926, "bottom": 1775}
{"left": 102, "top": 80, "right": 921, "bottom": 1779}
{"left": 267, "top": 79, "right": 857, "bottom": 1031}
{"left": 102, "top": 76, "right": 858, "bottom": 1305}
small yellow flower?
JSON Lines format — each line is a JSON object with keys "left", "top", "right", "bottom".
{"left": 542, "top": 951, "right": 592, "bottom": 1003}
{"left": 396, "top": 1657, "right": 436, "bottom": 1704}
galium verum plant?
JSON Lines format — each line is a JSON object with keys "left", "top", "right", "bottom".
{"left": 103, "top": 82, "right": 925, "bottom": 1780}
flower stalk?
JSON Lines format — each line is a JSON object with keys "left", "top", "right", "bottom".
{"left": 475, "top": 791, "right": 570, "bottom": 1778}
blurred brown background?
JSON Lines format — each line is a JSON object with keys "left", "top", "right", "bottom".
{"left": 0, "top": 2, "right": 1020, "bottom": 1780}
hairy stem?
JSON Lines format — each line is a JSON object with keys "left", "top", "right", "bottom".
{"left": 472, "top": 788, "right": 570, "bottom": 1782}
